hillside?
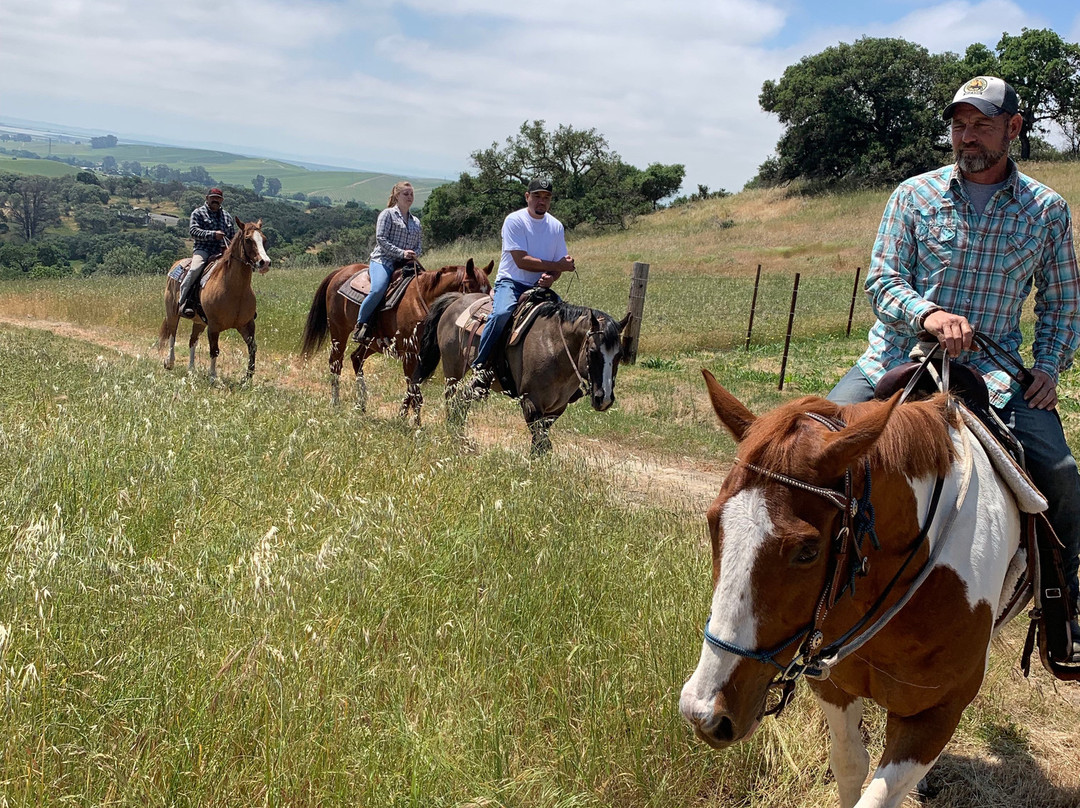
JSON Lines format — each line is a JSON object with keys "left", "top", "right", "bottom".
{"left": 0, "top": 132, "right": 446, "bottom": 207}
{"left": 1, "top": 166, "right": 1079, "bottom": 806}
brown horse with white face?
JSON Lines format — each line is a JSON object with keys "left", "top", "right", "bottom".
{"left": 680, "top": 370, "right": 1032, "bottom": 808}
{"left": 159, "top": 217, "right": 271, "bottom": 380}
{"left": 299, "top": 259, "right": 492, "bottom": 422}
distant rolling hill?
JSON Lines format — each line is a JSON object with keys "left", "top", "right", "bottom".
{"left": 0, "top": 137, "right": 448, "bottom": 208}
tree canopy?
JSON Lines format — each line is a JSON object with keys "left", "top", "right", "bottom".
{"left": 757, "top": 29, "right": 1080, "bottom": 186}
{"left": 422, "top": 121, "right": 683, "bottom": 246}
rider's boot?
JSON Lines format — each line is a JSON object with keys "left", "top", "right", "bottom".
{"left": 351, "top": 320, "right": 370, "bottom": 344}
{"left": 467, "top": 363, "right": 495, "bottom": 401}
{"left": 177, "top": 275, "right": 197, "bottom": 319}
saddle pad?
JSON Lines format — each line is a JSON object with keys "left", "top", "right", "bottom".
{"left": 337, "top": 269, "right": 415, "bottom": 310}
{"left": 958, "top": 404, "right": 1048, "bottom": 513}
{"left": 167, "top": 256, "right": 220, "bottom": 289}
{"left": 455, "top": 296, "right": 492, "bottom": 331}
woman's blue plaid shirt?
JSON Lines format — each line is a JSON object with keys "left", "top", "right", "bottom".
{"left": 857, "top": 161, "right": 1080, "bottom": 406}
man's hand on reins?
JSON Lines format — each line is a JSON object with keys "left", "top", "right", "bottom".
{"left": 923, "top": 309, "right": 974, "bottom": 357}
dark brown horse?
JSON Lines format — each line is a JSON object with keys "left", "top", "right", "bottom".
{"left": 159, "top": 218, "right": 271, "bottom": 379}
{"left": 299, "top": 259, "right": 492, "bottom": 422}
{"left": 412, "top": 291, "right": 629, "bottom": 454}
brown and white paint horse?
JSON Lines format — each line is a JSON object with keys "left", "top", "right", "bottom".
{"left": 159, "top": 217, "right": 271, "bottom": 380}
{"left": 680, "top": 370, "right": 1029, "bottom": 808}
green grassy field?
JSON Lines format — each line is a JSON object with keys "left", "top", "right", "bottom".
{"left": 1, "top": 141, "right": 446, "bottom": 207}
{"left": 1, "top": 169, "right": 1079, "bottom": 806}
{"left": 0, "top": 154, "right": 80, "bottom": 177}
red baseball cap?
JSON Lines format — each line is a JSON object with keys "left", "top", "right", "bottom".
{"left": 206, "top": 188, "right": 224, "bottom": 198}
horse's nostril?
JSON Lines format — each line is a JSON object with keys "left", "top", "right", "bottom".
{"left": 713, "top": 715, "right": 736, "bottom": 744}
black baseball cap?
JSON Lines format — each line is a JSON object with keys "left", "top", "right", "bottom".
{"left": 527, "top": 177, "right": 553, "bottom": 193}
{"left": 942, "top": 76, "right": 1019, "bottom": 120}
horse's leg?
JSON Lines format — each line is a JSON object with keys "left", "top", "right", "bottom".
{"left": 521, "top": 398, "right": 557, "bottom": 456}
{"left": 400, "top": 353, "right": 422, "bottom": 426}
{"left": 188, "top": 323, "right": 205, "bottom": 373}
{"left": 812, "top": 688, "right": 869, "bottom": 808}
{"left": 239, "top": 321, "right": 257, "bottom": 379}
{"left": 855, "top": 703, "right": 968, "bottom": 808}
{"left": 350, "top": 346, "right": 367, "bottom": 412}
{"left": 208, "top": 330, "right": 221, "bottom": 381}
{"left": 328, "top": 335, "right": 345, "bottom": 406}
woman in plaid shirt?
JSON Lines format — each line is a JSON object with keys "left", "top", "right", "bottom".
{"left": 351, "top": 181, "right": 423, "bottom": 342}
{"left": 829, "top": 77, "right": 1080, "bottom": 662}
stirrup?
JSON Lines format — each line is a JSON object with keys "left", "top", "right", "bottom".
{"left": 351, "top": 322, "right": 370, "bottom": 343}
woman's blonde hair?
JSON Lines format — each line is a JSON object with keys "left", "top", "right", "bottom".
{"left": 388, "top": 181, "right": 414, "bottom": 208}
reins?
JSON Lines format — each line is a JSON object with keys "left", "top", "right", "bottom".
{"left": 556, "top": 312, "right": 606, "bottom": 395}
{"left": 702, "top": 410, "right": 962, "bottom": 716}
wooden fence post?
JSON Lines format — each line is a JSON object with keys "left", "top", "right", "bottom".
{"left": 778, "top": 272, "right": 800, "bottom": 391}
{"left": 623, "top": 261, "right": 649, "bottom": 364}
{"left": 846, "top": 266, "right": 862, "bottom": 337}
{"left": 744, "top": 264, "right": 762, "bottom": 350}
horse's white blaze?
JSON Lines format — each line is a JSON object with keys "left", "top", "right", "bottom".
{"left": 856, "top": 758, "right": 938, "bottom": 808}
{"left": 251, "top": 231, "right": 270, "bottom": 267}
{"left": 598, "top": 342, "right": 618, "bottom": 405}
{"left": 914, "top": 426, "right": 1021, "bottom": 613}
{"left": 679, "top": 487, "right": 771, "bottom": 720}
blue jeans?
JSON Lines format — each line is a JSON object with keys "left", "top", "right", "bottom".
{"left": 828, "top": 365, "right": 1080, "bottom": 603}
{"left": 472, "top": 277, "right": 532, "bottom": 367}
{"left": 355, "top": 260, "right": 391, "bottom": 326}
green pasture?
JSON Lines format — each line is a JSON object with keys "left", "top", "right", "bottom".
{"left": 12, "top": 141, "right": 445, "bottom": 207}
{"left": 2, "top": 178, "right": 1080, "bottom": 805}
{"left": 0, "top": 154, "right": 79, "bottom": 177}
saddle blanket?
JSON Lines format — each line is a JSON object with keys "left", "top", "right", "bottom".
{"left": 337, "top": 268, "right": 416, "bottom": 309}
{"left": 167, "top": 256, "right": 221, "bottom": 289}
{"left": 958, "top": 403, "right": 1047, "bottom": 513}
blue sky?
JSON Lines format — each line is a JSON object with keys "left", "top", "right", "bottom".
{"left": 2, "top": 1, "right": 1078, "bottom": 194}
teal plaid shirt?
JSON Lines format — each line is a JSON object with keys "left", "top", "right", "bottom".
{"left": 856, "top": 161, "right": 1080, "bottom": 406}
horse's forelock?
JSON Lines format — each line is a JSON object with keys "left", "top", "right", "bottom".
{"left": 739, "top": 395, "right": 954, "bottom": 482}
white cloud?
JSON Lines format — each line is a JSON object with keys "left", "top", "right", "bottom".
{"left": 0, "top": 0, "right": 1075, "bottom": 193}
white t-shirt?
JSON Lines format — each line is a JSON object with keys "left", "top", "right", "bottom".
{"left": 497, "top": 208, "right": 568, "bottom": 284}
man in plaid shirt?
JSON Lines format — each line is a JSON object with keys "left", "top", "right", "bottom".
{"left": 179, "top": 187, "right": 235, "bottom": 318}
{"left": 829, "top": 77, "right": 1080, "bottom": 661}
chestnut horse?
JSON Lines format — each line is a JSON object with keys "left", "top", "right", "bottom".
{"left": 299, "top": 259, "right": 492, "bottom": 421}
{"left": 159, "top": 217, "right": 270, "bottom": 380}
{"left": 680, "top": 370, "right": 1035, "bottom": 808}
{"left": 412, "top": 291, "right": 629, "bottom": 454}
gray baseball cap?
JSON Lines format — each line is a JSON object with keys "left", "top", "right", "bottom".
{"left": 527, "top": 177, "right": 554, "bottom": 193}
{"left": 942, "top": 76, "right": 1019, "bottom": 120}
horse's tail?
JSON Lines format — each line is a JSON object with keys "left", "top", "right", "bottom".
{"left": 300, "top": 270, "right": 336, "bottom": 358}
{"left": 414, "top": 292, "right": 460, "bottom": 383}
{"left": 158, "top": 276, "right": 178, "bottom": 351}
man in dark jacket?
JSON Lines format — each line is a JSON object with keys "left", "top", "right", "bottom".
{"left": 179, "top": 187, "right": 235, "bottom": 318}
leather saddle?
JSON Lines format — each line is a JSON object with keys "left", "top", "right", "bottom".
{"left": 874, "top": 336, "right": 1078, "bottom": 679}
{"left": 339, "top": 259, "right": 425, "bottom": 308}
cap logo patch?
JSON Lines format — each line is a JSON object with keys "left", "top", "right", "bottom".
{"left": 963, "top": 78, "right": 988, "bottom": 96}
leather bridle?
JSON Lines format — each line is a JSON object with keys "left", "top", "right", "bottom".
{"left": 701, "top": 411, "right": 948, "bottom": 716}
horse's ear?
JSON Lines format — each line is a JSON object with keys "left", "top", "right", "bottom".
{"left": 482, "top": 260, "right": 494, "bottom": 276}
{"left": 617, "top": 312, "right": 631, "bottom": 333}
{"left": 256, "top": 218, "right": 263, "bottom": 227}
{"left": 466, "top": 258, "right": 474, "bottom": 272}
{"left": 235, "top": 216, "right": 246, "bottom": 229}
{"left": 815, "top": 393, "right": 900, "bottom": 478}
{"left": 702, "top": 368, "right": 756, "bottom": 442}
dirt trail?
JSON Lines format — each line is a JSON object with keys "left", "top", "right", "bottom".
{"left": 0, "top": 314, "right": 724, "bottom": 512}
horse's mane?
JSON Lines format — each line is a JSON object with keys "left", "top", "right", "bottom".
{"left": 742, "top": 394, "right": 956, "bottom": 481}
{"left": 538, "top": 300, "right": 622, "bottom": 349}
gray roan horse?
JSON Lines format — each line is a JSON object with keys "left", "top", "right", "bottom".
{"left": 413, "top": 292, "right": 630, "bottom": 454}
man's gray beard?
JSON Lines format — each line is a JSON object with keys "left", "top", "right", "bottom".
{"left": 954, "top": 138, "right": 1009, "bottom": 174}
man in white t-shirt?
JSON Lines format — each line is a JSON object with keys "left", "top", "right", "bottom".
{"left": 468, "top": 176, "right": 575, "bottom": 397}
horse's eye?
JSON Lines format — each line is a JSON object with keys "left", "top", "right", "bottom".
{"left": 793, "top": 542, "right": 821, "bottom": 566}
